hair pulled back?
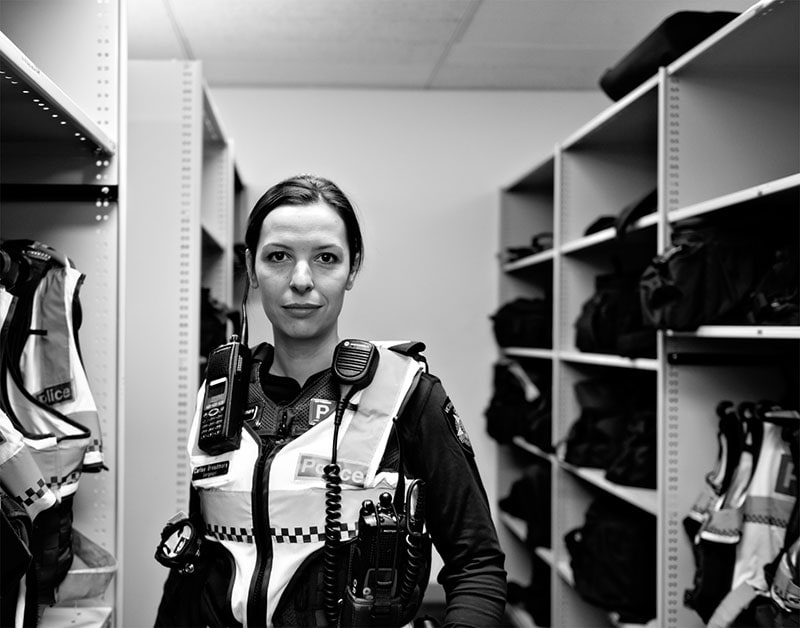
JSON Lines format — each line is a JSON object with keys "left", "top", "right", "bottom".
{"left": 245, "top": 174, "right": 364, "bottom": 274}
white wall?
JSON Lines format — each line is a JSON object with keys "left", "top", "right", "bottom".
{"left": 212, "top": 87, "right": 607, "bottom": 508}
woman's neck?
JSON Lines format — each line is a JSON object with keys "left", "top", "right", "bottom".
{"left": 270, "top": 333, "right": 338, "bottom": 386}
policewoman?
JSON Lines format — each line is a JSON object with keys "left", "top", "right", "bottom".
{"left": 155, "top": 174, "right": 507, "bottom": 627}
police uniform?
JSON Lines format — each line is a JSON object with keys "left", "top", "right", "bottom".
{"left": 156, "top": 342, "right": 507, "bottom": 627}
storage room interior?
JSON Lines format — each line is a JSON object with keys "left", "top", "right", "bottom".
{"left": 0, "top": 0, "right": 797, "bottom": 627}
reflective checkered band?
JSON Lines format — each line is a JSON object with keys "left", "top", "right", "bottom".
{"left": 743, "top": 513, "right": 790, "bottom": 528}
{"left": 271, "top": 523, "right": 357, "bottom": 544}
{"left": 48, "top": 470, "right": 81, "bottom": 489}
{"left": 206, "top": 524, "right": 255, "bottom": 544}
{"left": 205, "top": 522, "right": 358, "bottom": 544}
{"left": 16, "top": 478, "right": 48, "bottom": 506}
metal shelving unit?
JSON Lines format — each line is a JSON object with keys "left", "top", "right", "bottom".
{"left": 495, "top": 2, "right": 799, "bottom": 625}
{"left": 0, "top": 0, "right": 122, "bottom": 625}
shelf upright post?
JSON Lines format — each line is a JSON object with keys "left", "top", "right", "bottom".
{"left": 124, "top": 59, "right": 203, "bottom": 628}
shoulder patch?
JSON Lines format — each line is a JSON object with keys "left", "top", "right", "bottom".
{"left": 443, "top": 397, "right": 473, "bottom": 455}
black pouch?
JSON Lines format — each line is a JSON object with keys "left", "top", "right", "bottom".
{"left": 485, "top": 361, "right": 550, "bottom": 448}
{"left": 745, "top": 243, "right": 800, "bottom": 326}
{"left": 575, "top": 270, "right": 655, "bottom": 358}
{"left": 491, "top": 297, "right": 552, "bottom": 349}
{"left": 599, "top": 11, "right": 738, "bottom": 101}
{"left": 0, "top": 489, "right": 34, "bottom": 628}
{"left": 604, "top": 407, "right": 657, "bottom": 489}
{"left": 154, "top": 539, "right": 239, "bottom": 628}
{"left": 565, "top": 498, "right": 657, "bottom": 623}
{"left": 640, "top": 221, "right": 764, "bottom": 330}
{"left": 499, "top": 460, "right": 552, "bottom": 550}
{"left": 563, "top": 379, "right": 626, "bottom": 469}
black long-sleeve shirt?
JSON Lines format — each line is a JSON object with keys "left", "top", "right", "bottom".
{"left": 156, "top": 352, "right": 507, "bottom": 627}
{"left": 265, "top": 366, "right": 508, "bottom": 627}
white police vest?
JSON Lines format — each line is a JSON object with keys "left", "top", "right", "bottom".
{"left": 188, "top": 344, "right": 424, "bottom": 627}
{"left": 0, "top": 242, "right": 104, "bottom": 499}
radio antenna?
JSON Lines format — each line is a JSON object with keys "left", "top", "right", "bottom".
{"left": 240, "top": 276, "right": 249, "bottom": 347}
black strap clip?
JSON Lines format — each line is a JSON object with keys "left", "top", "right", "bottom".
{"left": 154, "top": 511, "right": 203, "bottom": 575}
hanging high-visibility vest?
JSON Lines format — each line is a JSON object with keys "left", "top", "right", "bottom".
{"left": 0, "top": 239, "right": 106, "bottom": 602}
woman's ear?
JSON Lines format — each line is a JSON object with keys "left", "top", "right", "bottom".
{"left": 245, "top": 249, "right": 259, "bottom": 288}
{"left": 345, "top": 253, "right": 360, "bottom": 290}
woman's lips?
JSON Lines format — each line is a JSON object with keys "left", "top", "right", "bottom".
{"left": 283, "top": 303, "right": 322, "bottom": 316}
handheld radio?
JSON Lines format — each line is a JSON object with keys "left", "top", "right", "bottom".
{"left": 350, "top": 492, "right": 403, "bottom": 600}
{"left": 198, "top": 335, "right": 251, "bottom": 455}
{"left": 332, "top": 339, "right": 380, "bottom": 391}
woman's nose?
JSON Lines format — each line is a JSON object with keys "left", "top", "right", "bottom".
{"left": 289, "top": 261, "right": 314, "bottom": 293}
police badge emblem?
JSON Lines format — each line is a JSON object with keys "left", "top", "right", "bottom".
{"left": 443, "top": 397, "right": 473, "bottom": 455}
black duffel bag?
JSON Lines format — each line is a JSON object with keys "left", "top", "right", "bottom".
{"left": 491, "top": 297, "right": 552, "bottom": 348}
{"left": 639, "top": 220, "right": 767, "bottom": 331}
{"left": 485, "top": 360, "right": 551, "bottom": 449}
{"left": 562, "top": 378, "right": 627, "bottom": 469}
{"left": 575, "top": 269, "right": 655, "bottom": 358}
{"left": 604, "top": 407, "right": 657, "bottom": 489}
{"left": 565, "top": 498, "right": 657, "bottom": 623}
{"left": 599, "top": 11, "right": 738, "bottom": 101}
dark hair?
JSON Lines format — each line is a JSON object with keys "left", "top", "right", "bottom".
{"left": 245, "top": 174, "right": 364, "bottom": 274}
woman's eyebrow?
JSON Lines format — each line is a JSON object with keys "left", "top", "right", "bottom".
{"left": 261, "top": 241, "right": 343, "bottom": 251}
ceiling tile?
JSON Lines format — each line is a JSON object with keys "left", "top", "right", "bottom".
{"left": 432, "top": 44, "right": 617, "bottom": 89}
{"left": 127, "top": 0, "right": 757, "bottom": 89}
{"left": 462, "top": 0, "right": 754, "bottom": 49}
{"left": 166, "top": 0, "right": 476, "bottom": 87}
{"left": 169, "top": 0, "right": 473, "bottom": 52}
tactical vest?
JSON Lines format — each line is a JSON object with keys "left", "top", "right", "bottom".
{"left": 732, "top": 421, "right": 796, "bottom": 592}
{"left": 189, "top": 342, "right": 424, "bottom": 627}
{"left": 0, "top": 239, "right": 106, "bottom": 602}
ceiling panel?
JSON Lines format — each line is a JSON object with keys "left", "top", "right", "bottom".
{"left": 459, "top": 0, "right": 751, "bottom": 48}
{"left": 169, "top": 0, "right": 473, "bottom": 53}
{"left": 432, "top": 44, "right": 619, "bottom": 90}
{"left": 127, "top": 0, "right": 757, "bottom": 90}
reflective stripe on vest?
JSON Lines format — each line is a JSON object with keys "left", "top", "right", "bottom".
{"left": 189, "top": 344, "right": 423, "bottom": 627}
{"left": 0, "top": 409, "right": 58, "bottom": 520}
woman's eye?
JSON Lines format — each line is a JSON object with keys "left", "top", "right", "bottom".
{"left": 317, "top": 252, "right": 338, "bottom": 264}
{"left": 265, "top": 251, "right": 287, "bottom": 263}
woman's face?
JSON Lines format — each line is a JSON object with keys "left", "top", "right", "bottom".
{"left": 247, "top": 201, "right": 357, "bottom": 344}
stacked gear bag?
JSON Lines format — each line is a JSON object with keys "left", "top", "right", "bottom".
{"left": 559, "top": 373, "right": 657, "bottom": 490}
{"left": 499, "top": 460, "right": 552, "bottom": 626}
{"left": 490, "top": 296, "right": 552, "bottom": 349}
{"left": 0, "top": 240, "right": 110, "bottom": 623}
{"left": 684, "top": 399, "right": 799, "bottom": 627}
{"left": 484, "top": 359, "right": 552, "bottom": 452}
{"left": 565, "top": 496, "right": 657, "bottom": 623}
{"left": 640, "top": 216, "right": 799, "bottom": 331}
